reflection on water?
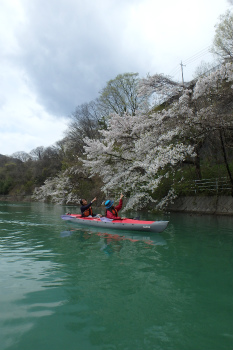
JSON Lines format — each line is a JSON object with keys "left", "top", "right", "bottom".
{"left": 0, "top": 202, "right": 233, "bottom": 350}
{"left": 60, "top": 229, "right": 167, "bottom": 256}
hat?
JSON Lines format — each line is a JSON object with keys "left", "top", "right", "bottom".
{"left": 105, "top": 200, "right": 114, "bottom": 209}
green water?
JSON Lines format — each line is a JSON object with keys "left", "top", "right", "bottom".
{"left": 0, "top": 202, "right": 232, "bottom": 350}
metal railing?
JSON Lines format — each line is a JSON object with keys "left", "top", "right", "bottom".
{"left": 191, "top": 177, "right": 232, "bottom": 194}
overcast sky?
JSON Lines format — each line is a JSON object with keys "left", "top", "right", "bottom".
{"left": 0, "top": 0, "right": 230, "bottom": 156}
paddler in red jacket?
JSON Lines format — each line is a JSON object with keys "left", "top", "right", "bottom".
{"left": 104, "top": 193, "right": 125, "bottom": 220}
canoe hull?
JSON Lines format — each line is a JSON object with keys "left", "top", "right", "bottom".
{"left": 61, "top": 215, "right": 169, "bottom": 233}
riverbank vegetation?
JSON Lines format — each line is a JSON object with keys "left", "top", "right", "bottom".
{"left": 1, "top": 9, "right": 233, "bottom": 210}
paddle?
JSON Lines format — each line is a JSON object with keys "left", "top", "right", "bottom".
{"left": 100, "top": 217, "right": 113, "bottom": 222}
{"left": 61, "top": 215, "right": 72, "bottom": 220}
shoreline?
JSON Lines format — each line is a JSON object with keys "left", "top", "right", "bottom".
{"left": 0, "top": 195, "right": 33, "bottom": 202}
{"left": 1, "top": 195, "right": 233, "bottom": 216}
{"left": 166, "top": 195, "right": 233, "bottom": 216}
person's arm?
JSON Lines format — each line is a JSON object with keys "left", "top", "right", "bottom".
{"left": 81, "top": 197, "right": 97, "bottom": 213}
{"left": 81, "top": 202, "right": 92, "bottom": 214}
{"left": 114, "top": 198, "right": 123, "bottom": 212}
{"left": 90, "top": 197, "right": 97, "bottom": 216}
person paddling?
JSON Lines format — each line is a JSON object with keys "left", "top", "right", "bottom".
{"left": 105, "top": 193, "right": 125, "bottom": 220}
{"left": 80, "top": 197, "right": 101, "bottom": 217}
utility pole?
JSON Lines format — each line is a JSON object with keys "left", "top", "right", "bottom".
{"left": 180, "top": 61, "right": 186, "bottom": 85}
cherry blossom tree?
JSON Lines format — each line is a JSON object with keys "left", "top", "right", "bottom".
{"left": 192, "top": 62, "right": 233, "bottom": 192}
{"left": 192, "top": 60, "right": 218, "bottom": 79}
{"left": 137, "top": 73, "right": 184, "bottom": 106}
{"left": 32, "top": 63, "right": 233, "bottom": 208}
{"left": 82, "top": 106, "right": 196, "bottom": 211}
{"left": 82, "top": 63, "right": 233, "bottom": 210}
{"left": 32, "top": 171, "right": 75, "bottom": 204}
{"left": 32, "top": 163, "right": 104, "bottom": 205}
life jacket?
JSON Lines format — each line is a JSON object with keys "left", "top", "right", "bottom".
{"left": 82, "top": 207, "right": 93, "bottom": 217}
{"left": 106, "top": 207, "right": 118, "bottom": 217}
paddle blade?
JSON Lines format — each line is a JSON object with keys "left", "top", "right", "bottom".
{"left": 61, "top": 215, "right": 72, "bottom": 220}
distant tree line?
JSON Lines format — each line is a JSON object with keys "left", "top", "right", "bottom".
{"left": 0, "top": 145, "right": 63, "bottom": 196}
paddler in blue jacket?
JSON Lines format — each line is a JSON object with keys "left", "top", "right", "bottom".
{"left": 80, "top": 197, "right": 102, "bottom": 217}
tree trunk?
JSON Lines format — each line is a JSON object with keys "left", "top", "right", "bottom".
{"left": 192, "top": 142, "right": 202, "bottom": 180}
{"left": 194, "top": 152, "right": 202, "bottom": 180}
{"left": 219, "top": 129, "right": 233, "bottom": 196}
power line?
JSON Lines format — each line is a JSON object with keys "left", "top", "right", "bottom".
{"left": 168, "top": 45, "right": 213, "bottom": 81}
{"left": 169, "top": 65, "right": 180, "bottom": 76}
{"left": 183, "top": 46, "right": 211, "bottom": 65}
{"left": 183, "top": 50, "right": 212, "bottom": 66}
{"left": 168, "top": 46, "right": 211, "bottom": 73}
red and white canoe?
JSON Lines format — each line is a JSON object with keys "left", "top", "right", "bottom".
{"left": 61, "top": 214, "right": 169, "bottom": 233}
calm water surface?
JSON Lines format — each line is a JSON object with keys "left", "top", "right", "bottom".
{"left": 0, "top": 201, "right": 232, "bottom": 350}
